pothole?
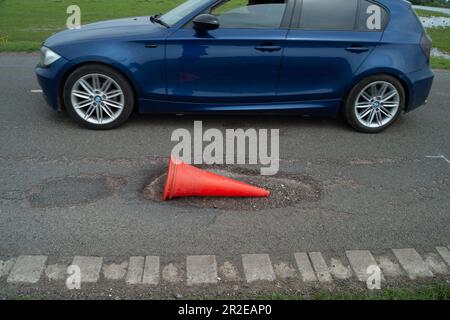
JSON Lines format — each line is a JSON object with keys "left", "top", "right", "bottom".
{"left": 143, "top": 167, "right": 321, "bottom": 211}
{"left": 27, "top": 176, "right": 126, "bottom": 208}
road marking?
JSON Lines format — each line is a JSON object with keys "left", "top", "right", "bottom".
{"left": 436, "top": 247, "right": 450, "bottom": 267}
{"left": 294, "top": 253, "right": 317, "bottom": 282}
{"left": 346, "top": 250, "right": 381, "bottom": 282}
{"left": 4, "top": 247, "right": 448, "bottom": 287}
{"left": 125, "top": 256, "right": 145, "bottom": 284}
{"left": 102, "top": 261, "right": 128, "bottom": 280}
{"left": 242, "top": 254, "right": 275, "bottom": 283}
{"left": 71, "top": 256, "right": 103, "bottom": 283}
{"left": 309, "top": 252, "right": 332, "bottom": 283}
{"left": 424, "top": 253, "right": 449, "bottom": 274}
{"left": 426, "top": 155, "right": 450, "bottom": 164}
{"left": 392, "top": 249, "right": 433, "bottom": 279}
{"left": 30, "top": 89, "right": 43, "bottom": 93}
{"left": 187, "top": 255, "right": 218, "bottom": 286}
{"left": 7, "top": 256, "right": 47, "bottom": 284}
{"left": 375, "top": 255, "right": 404, "bottom": 277}
{"left": 329, "top": 258, "right": 353, "bottom": 280}
{"left": 143, "top": 256, "right": 160, "bottom": 285}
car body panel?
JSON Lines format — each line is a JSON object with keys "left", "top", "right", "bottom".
{"left": 36, "top": 0, "right": 434, "bottom": 116}
{"left": 278, "top": 30, "right": 382, "bottom": 103}
{"left": 165, "top": 28, "right": 288, "bottom": 104}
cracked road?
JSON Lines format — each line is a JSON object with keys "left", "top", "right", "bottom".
{"left": 0, "top": 54, "right": 449, "bottom": 258}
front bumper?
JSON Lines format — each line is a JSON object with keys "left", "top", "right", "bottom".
{"left": 35, "top": 56, "right": 70, "bottom": 111}
{"left": 402, "top": 68, "right": 434, "bottom": 112}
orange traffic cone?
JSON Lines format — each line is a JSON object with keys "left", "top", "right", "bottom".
{"left": 163, "top": 157, "right": 270, "bottom": 200}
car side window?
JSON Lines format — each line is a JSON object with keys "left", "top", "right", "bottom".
{"left": 299, "top": 0, "right": 358, "bottom": 31}
{"left": 210, "top": 0, "right": 288, "bottom": 29}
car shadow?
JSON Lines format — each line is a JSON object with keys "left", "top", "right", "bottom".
{"left": 126, "top": 112, "right": 350, "bottom": 132}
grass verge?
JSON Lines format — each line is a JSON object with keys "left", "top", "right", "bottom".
{"left": 0, "top": 1, "right": 449, "bottom": 69}
{"left": 261, "top": 284, "right": 450, "bottom": 300}
{"left": 415, "top": 9, "right": 450, "bottom": 18}
{"left": 427, "top": 27, "right": 450, "bottom": 53}
{"left": 431, "top": 56, "right": 450, "bottom": 69}
{"left": 0, "top": 0, "right": 183, "bottom": 52}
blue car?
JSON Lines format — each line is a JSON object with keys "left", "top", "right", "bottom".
{"left": 36, "top": 0, "right": 434, "bottom": 133}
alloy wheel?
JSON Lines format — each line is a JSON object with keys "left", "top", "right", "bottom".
{"left": 354, "top": 81, "right": 400, "bottom": 129}
{"left": 70, "top": 73, "right": 125, "bottom": 125}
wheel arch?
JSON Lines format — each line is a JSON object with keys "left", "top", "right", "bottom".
{"left": 343, "top": 69, "right": 411, "bottom": 112}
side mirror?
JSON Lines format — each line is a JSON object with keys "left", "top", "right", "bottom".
{"left": 193, "top": 14, "right": 220, "bottom": 31}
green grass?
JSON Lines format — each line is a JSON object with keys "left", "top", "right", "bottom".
{"left": 415, "top": 9, "right": 450, "bottom": 18}
{"left": 260, "top": 284, "right": 450, "bottom": 300}
{"left": 0, "top": 0, "right": 449, "bottom": 69}
{"left": 0, "top": 0, "right": 184, "bottom": 52}
{"left": 431, "top": 56, "right": 450, "bottom": 69}
{"left": 427, "top": 27, "right": 450, "bottom": 53}
{"left": 427, "top": 26, "right": 450, "bottom": 69}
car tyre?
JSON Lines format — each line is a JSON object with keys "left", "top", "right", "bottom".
{"left": 63, "top": 64, "right": 135, "bottom": 130}
{"left": 343, "top": 74, "right": 406, "bottom": 133}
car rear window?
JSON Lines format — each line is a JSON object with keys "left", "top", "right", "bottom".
{"left": 297, "top": 0, "right": 388, "bottom": 31}
{"left": 299, "top": 0, "right": 359, "bottom": 30}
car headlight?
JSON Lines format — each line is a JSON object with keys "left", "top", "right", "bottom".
{"left": 39, "top": 47, "right": 61, "bottom": 67}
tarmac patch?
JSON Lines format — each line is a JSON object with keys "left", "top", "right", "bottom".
{"left": 143, "top": 167, "right": 321, "bottom": 211}
{"left": 27, "top": 176, "right": 127, "bottom": 208}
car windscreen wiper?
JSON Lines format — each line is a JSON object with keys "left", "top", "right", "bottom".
{"left": 150, "top": 14, "right": 170, "bottom": 28}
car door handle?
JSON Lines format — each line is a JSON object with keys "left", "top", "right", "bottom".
{"left": 145, "top": 43, "right": 159, "bottom": 48}
{"left": 255, "top": 46, "right": 282, "bottom": 52}
{"left": 345, "top": 46, "right": 369, "bottom": 53}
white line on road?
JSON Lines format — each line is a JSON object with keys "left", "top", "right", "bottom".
{"left": 30, "top": 89, "right": 43, "bottom": 93}
{"left": 426, "top": 155, "right": 450, "bottom": 164}
{"left": 309, "top": 252, "right": 332, "bottom": 283}
{"left": 125, "top": 256, "right": 145, "bottom": 285}
{"left": 436, "top": 247, "right": 450, "bottom": 267}
{"left": 392, "top": 249, "right": 433, "bottom": 280}
{"left": 7, "top": 256, "right": 47, "bottom": 284}
{"left": 143, "top": 256, "right": 160, "bottom": 285}
{"left": 294, "top": 253, "right": 317, "bottom": 282}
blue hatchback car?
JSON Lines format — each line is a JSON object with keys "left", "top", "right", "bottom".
{"left": 36, "top": 0, "right": 434, "bottom": 132}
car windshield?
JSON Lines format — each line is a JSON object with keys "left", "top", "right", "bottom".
{"left": 160, "top": 0, "right": 209, "bottom": 26}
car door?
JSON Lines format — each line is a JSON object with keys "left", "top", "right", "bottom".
{"left": 277, "top": 0, "right": 388, "bottom": 102}
{"left": 165, "top": 0, "right": 293, "bottom": 109}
